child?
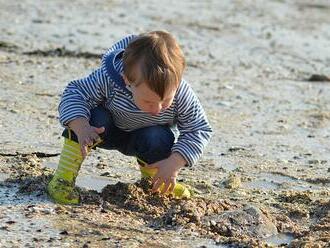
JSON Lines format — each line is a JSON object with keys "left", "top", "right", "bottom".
{"left": 47, "top": 30, "right": 212, "bottom": 204}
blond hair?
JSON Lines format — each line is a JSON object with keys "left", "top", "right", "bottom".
{"left": 123, "top": 31, "right": 185, "bottom": 99}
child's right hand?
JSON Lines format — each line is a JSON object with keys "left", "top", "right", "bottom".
{"left": 68, "top": 118, "right": 105, "bottom": 158}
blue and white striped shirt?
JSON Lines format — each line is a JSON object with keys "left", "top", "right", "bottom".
{"left": 59, "top": 35, "right": 212, "bottom": 166}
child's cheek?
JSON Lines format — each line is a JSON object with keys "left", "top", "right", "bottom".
{"left": 134, "top": 98, "right": 145, "bottom": 111}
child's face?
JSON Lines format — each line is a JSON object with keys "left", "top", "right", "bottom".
{"left": 123, "top": 75, "right": 177, "bottom": 116}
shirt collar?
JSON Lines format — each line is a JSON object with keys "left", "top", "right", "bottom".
{"left": 102, "top": 49, "right": 132, "bottom": 96}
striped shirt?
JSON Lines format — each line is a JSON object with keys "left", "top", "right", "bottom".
{"left": 59, "top": 35, "right": 212, "bottom": 166}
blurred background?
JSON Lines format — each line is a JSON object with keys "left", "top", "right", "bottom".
{"left": 0, "top": 0, "right": 329, "bottom": 247}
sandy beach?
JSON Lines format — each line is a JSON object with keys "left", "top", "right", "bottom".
{"left": 0, "top": 0, "right": 329, "bottom": 247}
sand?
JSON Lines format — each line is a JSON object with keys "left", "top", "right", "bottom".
{"left": 0, "top": 0, "right": 329, "bottom": 247}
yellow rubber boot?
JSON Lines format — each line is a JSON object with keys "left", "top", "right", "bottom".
{"left": 138, "top": 158, "right": 191, "bottom": 199}
{"left": 47, "top": 138, "right": 83, "bottom": 204}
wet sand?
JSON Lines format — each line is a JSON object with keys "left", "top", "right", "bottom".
{"left": 0, "top": 0, "right": 329, "bottom": 247}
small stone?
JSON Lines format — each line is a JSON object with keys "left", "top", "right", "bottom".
{"left": 205, "top": 205, "right": 278, "bottom": 238}
{"left": 308, "top": 160, "right": 327, "bottom": 165}
{"left": 5, "top": 220, "right": 16, "bottom": 225}
{"left": 224, "top": 174, "right": 241, "bottom": 189}
{"left": 101, "top": 237, "right": 111, "bottom": 241}
{"left": 59, "top": 230, "right": 68, "bottom": 235}
{"left": 228, "top": 146, "right": 246, "bottom": 152}
{"left": 96, "top": 163, "right": 107, "bottom": 169}
{"left": 55, "top": 206, "right": 66, "bottom": 213}
{"left": 100, "top": 172, "right": 111, "bottom": 177}
{"left": 307, "top": 74, "right": 330, "bottom": 82}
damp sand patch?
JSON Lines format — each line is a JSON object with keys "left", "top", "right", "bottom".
{"left": 272, "top": 193, "right": 330, "bottom": 247}
{"left": 1, "top": 154, "right": 329, "bottom": 246}
{"left": 242, "top": 172, "right": 324, "bottom": 191}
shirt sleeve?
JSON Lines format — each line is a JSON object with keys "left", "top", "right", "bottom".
{"left": 58, "top": 68, "right": 111, "bottom": 126}
{"left": 171, "top": 80, "right": 213, "bottom": 166}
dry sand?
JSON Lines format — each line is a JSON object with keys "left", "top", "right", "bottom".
{"left": 0, "top": 0, "right": 329, "bottom": 247}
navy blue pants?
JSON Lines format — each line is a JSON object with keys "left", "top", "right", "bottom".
{"left": 62, "top": 106, "right": 175, "bottom": 164}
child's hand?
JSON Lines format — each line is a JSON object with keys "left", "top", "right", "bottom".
{"left": 68, "top": 118, "right": 105, "bottom": 158}
{"left": 146, "top": 153, "right": 186, "bottom": 194}
{"left": 76, "top": 126, "right": 105, "bottom": 158}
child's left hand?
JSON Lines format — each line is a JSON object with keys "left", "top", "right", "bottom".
{"left": 146, "top": 153, "right": 186, "bottom": 194}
